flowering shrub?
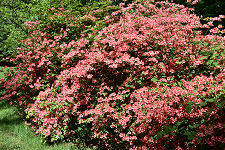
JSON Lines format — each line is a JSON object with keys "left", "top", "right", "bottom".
{"left": 1, "top": 3, "right": 119, "bottom": 114}
{"left": 1, "top": 0, "right": 225, "bottom": 149}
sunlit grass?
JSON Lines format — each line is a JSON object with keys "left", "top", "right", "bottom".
{"left": 0, "top": 100, "right": 84, "bottom": 150}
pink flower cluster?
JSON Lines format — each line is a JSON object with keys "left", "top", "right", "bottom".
{"left": 2, "top": 0, "right": 225, "bottom": 149}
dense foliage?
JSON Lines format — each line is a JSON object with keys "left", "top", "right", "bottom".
{"left": 1, "top": 0, "right": 224, "bottom": 66}
{"left": 1, "top": 0, "right": 225, "bottom": 149}
{"left": 0, "top": 0, "right": 29, "bottom": 66}
{"left": 0, "top": 0, "right": 122, "bottom": 66}
{"left": 169, "top": 0, "right": 225, "bottom": 36}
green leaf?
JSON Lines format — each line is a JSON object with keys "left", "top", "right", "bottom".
{"left": 151, "top": 77, "right": 158, "bottom": 83}
{"left": 205, "top": 98, "right": 214, "bottom": 102}
{"left": 184, "top": 130, "right": 197, "bottom": 140}
{"left": 125, "top": 84, "right": 130, "bottom": 87}
{"left": 186, "top": 103, "right": 192, "bottom": 113}
{"left": 176, "top": 121, "right": 183, "bottom": 126}
{"left": 201, "top": 119, "right": 205, "bottom": 124}
{"left": 189, "top": 124, "right": 200, "bottom": 129}
{"left": 200, "top": 102, "right": 207, "bottom": 106}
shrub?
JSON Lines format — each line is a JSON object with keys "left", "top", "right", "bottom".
{"left": 2, "top": 0, "right": 225, "bottom": 149}
{"left": 1, "top": 2, "right": 119, "bottom": 114}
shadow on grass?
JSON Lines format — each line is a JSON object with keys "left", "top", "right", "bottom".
{"left": 0, "top": 116, "right": 22, "bottom": 126}
{"left": 0, "top": 99, "right": 10, "bottom": 109}
{"left": 0, "top": 99, "right": 93, "bottom": 150}
{"left": 0, "top": 100, "right": 23, "bottom": 126}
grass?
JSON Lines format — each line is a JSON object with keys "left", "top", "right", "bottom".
{"left": 0, "top": 66, "right": 93, "bottom": 150}
{"left": 0, "top": 100, "right": 85, "bottom": 150}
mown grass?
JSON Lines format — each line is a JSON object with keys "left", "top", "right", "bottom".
{"left": 0, "top": 66, "right": 93, "bottom": 150}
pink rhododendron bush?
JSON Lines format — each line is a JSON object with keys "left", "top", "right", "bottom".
{"left": 1, "top": 0, "right": 225, "bottom": 149}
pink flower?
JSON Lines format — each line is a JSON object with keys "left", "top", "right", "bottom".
{"left": 192, "top": 0, "right": 198, "bottom": 5}
{"left": 87, "top": 74, "right": 93, "bottom": 79}
{"left": 58, "top": 7, "right": 64, "bottom": 10}
{"left": 218, "top": 24, "right": 223, "bottom": 28}
{"left": 119, "top": 133, "right": 125, "bottom": 138}
{"left": 175, "top": 146, "right": 183, "bottom": 150}
{"left": 34, "top": 82, "right": 41, "bottom": 90}
{"left": 45, "top": 129, "right": 51, "bottom": 136}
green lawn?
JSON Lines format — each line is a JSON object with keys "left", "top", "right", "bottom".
{"left": 0, "top": 100, "right": 86, "bottom": 150}
{"left": 0, "top": 67, "right": 93, "bottom": 150}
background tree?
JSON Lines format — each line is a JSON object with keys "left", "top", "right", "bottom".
{"left": 167, "top": 0, "right": 225, "bottom": 35}
{"left": 0, "top": 0, "right": 126, "bottom": 66}
{"left": 0, "top": 0, "right": 32, "bottom": 66}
